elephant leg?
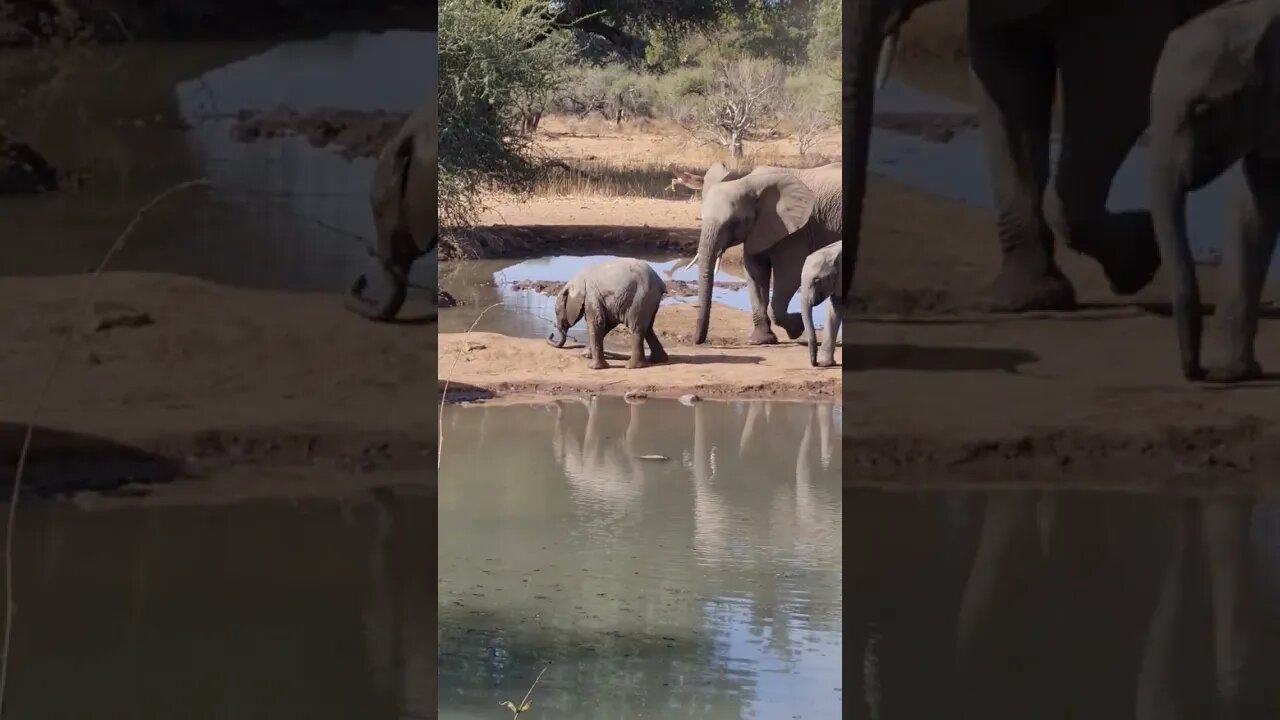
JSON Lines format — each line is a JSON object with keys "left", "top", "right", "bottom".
{"left": 645, "top": 306, "right": 668, "bottom": 363}
{"left": 800, "top": 294, "right": 818, "bottom": 366}
{"left": 586, "top": 311, "right": 609, "bottom": 370}
{"left": 768, "top": 240, "right": 806, "bottom": 340}
{"left": 626, "top": 323, "right": 646, "bottom": 369}
{"left": 1206, "top": 155, "right": 1280, "bottom": 383}
{"left": 967, "top": 23, "right": 1074, "bottom": 312}
{"left": 819, "top": 300, "right": 841, "bottom": 368}
{"left": 743, "top": 252, "right": 778, "bottom": 345}
{"left": 1044, "top": 10, "right": 1173, "bottom": 299}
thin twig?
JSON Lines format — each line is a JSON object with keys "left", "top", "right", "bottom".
{"left": 518, "top": 663, "right": 550, "bottom": 711}
{"left": 0, "top": 178, "right": 209, "bottom": 717}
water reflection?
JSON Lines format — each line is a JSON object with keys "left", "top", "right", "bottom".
{"left": 2, "top": 486, "right": 433, "bottom": 719}
{"left": 848, "top": 487, "right": 1280, "bottom": 719}
{"left": 0, "top": 30, "right": 435, "bottom": 291}
{"left": 439, "top": 398, "right": 842, "bottom": 719}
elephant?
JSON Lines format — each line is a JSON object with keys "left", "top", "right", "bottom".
{"left": 1148, "top": 0, "right": 1280, "bottom": 382}
{"left": 546, "top": 258, "right": 669, "bottom": 370}
{"left": 842, "top": 0, "right": 1230, "bottom": 315}
{"left": 799, "top": 241, "right": 844, "bottom": 367}
{"left": 693, "top": 162, "right": 842, "bottom": 346}
{"left": 345, "top": 100, "right": 437, "bottom": 322}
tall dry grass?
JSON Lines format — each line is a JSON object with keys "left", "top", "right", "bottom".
{"left": 507, "top": 113, "right": 841, "bottom": 200}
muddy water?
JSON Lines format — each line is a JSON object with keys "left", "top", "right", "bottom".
{"left": 0, "top": 30, "right": 434, "bottom": 292}
{"left": 439, "top": 398, "right": 842, "bottom": 719}
{"left": 875, "top": 70, "right": 1252, "bottom": 268}
{"left": 0, "top": 485, "right": 433, "bottom": 718}
{"left": 439, "top": 254, "right": 844, "bottom": 344}
{"left": 849, "top": 487, "right": 1280, "bottom": 718}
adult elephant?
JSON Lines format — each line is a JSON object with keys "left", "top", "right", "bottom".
{"left": 842, "top": 0, "right": 1226, "bottom": 312}
{"left": 345, "top": 100, "right": 437, "bottom": 321}
{"left": 694, "top": 163, "right": 842, "bottom": 345}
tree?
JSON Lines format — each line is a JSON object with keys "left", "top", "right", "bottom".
{"left": 547, "top": 0, "right": 740, "bottom": 60}
{"left": 438, "top": 0, "right": 574, "bottom": 241}
{"left": 677, "top": 57, "right": 787, "bottom": 158}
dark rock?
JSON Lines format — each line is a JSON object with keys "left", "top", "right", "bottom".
{"left": 0, "top": 135, "right": 59, "bottom": 194}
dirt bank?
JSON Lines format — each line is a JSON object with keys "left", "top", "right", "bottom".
{"left": 844, "top": 172, "right": 1280, "bottom": 482}
{"left": 0, "top": 272, "right": 435, "bottom": 495}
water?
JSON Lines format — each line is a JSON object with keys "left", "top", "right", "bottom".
{"left": 439, "top": 253, "right": 844, "bottom": 341}
{"left": 0, "top": 30, "right": 435, "bottom": 292}
{"left": 0, "top": 484, "right": 434, "bottom": 718}
{"left": 848, "top": 487, "right": 1280, "bottom": 718}
{"left": 871, "top": 75, "right": 1250, "bottom": 268}
{"left": 439, "top": 398, "right": 842, "bottom": 719}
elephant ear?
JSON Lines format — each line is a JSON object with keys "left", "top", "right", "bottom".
{"left": 560, "top": 283, "right": 586, "bottom": 326}
{"left": 702, "top": 162, "right": 734, "bottom": 188}
{"left": 743, "top": 173, "right": 816, "bottom": 253}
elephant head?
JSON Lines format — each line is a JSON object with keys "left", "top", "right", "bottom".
{"left": 547, "top": 279, "right": 586, "bottom": 348}
{"left": 693, "top": 173, "right": 816, "bottom": 344}
{"left": 346, "top": 101, "right": 437, "bottom": 322}
{"left": 842, "top": 0, "right": 937, "bottom": 301}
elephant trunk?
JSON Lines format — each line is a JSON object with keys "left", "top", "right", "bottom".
{"left": 842, "top": 0, "right": 890, "bottom": 304}
{"left": 693, "top": 246, "right": 717, "bottom": 345}
{"left": 801, "top": 295, "right": 818, "bottom": 367}
{"left": 345, "top": 257, "right": 408, "bottom": 322}
{"left": 547, "top": 327, "right": 568, "bottom": 348}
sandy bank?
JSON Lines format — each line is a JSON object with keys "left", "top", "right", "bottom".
{"left": 0, "top": 272, "right": 435, "bottom": 491}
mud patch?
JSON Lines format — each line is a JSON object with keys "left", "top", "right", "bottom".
{"left": 441, "top": 225, "right": 698, "bottom": 261}
{"left": 873, "top": 112, "right": 979, "bottom": 143}
{"left": 509, "top": 278, "right": 747, "bottom": 297}
{"left": 230, "top": 106, "right": 409, "bottom": 159}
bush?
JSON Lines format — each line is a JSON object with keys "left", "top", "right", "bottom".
{"left": 438, "top": 0, "right": 574, "bottom": 235}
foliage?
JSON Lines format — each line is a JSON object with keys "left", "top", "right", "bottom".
{"left": 438, "top": 0, "right": 575, "bottom": 234}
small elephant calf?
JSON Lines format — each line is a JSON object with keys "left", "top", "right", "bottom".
{"left": 546, "top": 258, "right": 669, "bottom": 370}
{"left": 1148, "top": 0, "right": 1280, "bottom": 382}
{"left": 799, "top": 241, "right": 843, "bottom": 367}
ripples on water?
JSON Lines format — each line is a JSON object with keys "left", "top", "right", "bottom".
{"left": 439, "top": 398, "right": 842, "bottom": 719}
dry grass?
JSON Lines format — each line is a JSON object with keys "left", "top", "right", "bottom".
{"left": 503, "top": 113, "right": 841, "bottom": 200}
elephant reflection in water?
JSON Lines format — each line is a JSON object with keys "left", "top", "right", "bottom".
{"left": 851, "top": 491, "right": 1256, "bottom": 719}
{"left": 549, "top": 396, "right": 652, "bottom": 521}
{"left": 360, "top": 488, "right": 435, "bottom": 719}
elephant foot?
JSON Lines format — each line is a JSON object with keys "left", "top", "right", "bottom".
{"left": 748, "top": 327, "right": 779, "bottom": 345}
{"left": 776, "top": 314, "right": 805, "bottom": 340}
{"left": 1182, "top": 361, "right": 1206, "bottom": 382}
{"left": 626, "top": 359, "right": 645, "bottom": 369}
{"left": 589, "top": 358, "right": 609, "bottom": 370}
{"left": 980, "top": 263, "right": 1077, "bottom": 313}
{"left": 648, "top": 351, "right": 669, "bottom": 364}
{"left": 1085, "top": 212, "right": 1162, "bottom": 296}
{"left": 1203, "top": 359, "right": 1262, "bottom": 384}
{"left": 816, "top": 358, "right": 837, "bottom": 368}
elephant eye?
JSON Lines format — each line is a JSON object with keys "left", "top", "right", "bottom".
{"left": 1190, "top": 100, "right": 1211, "bottom": 119}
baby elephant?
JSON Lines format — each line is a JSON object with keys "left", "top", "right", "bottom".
{"left": 799, "top": 241, "right": 843, "bottom": 367}
{"left": 546, "top": 258, "right": 669, "bottom": 369}
{"left": 1149, "top": 0, "right": 1280, "bottom": 382}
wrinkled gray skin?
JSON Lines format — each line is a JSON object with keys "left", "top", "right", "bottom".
{"left": 547, "top": 258, "right": 669, "bottom": 370}
{"left": 1149, "top": 0, "right": 1280, "bottom": 382}
{"left": 799, "top": 241, "right": 844, "bottom": 367}
{"left": 346, "top": 100, "right": 437, "bottom": 322}
{"left": 694, "top": 162, "right": 842, "bottom": 346}
{"left": 843, "top": 0, "right": 1229, "bottom": 314}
